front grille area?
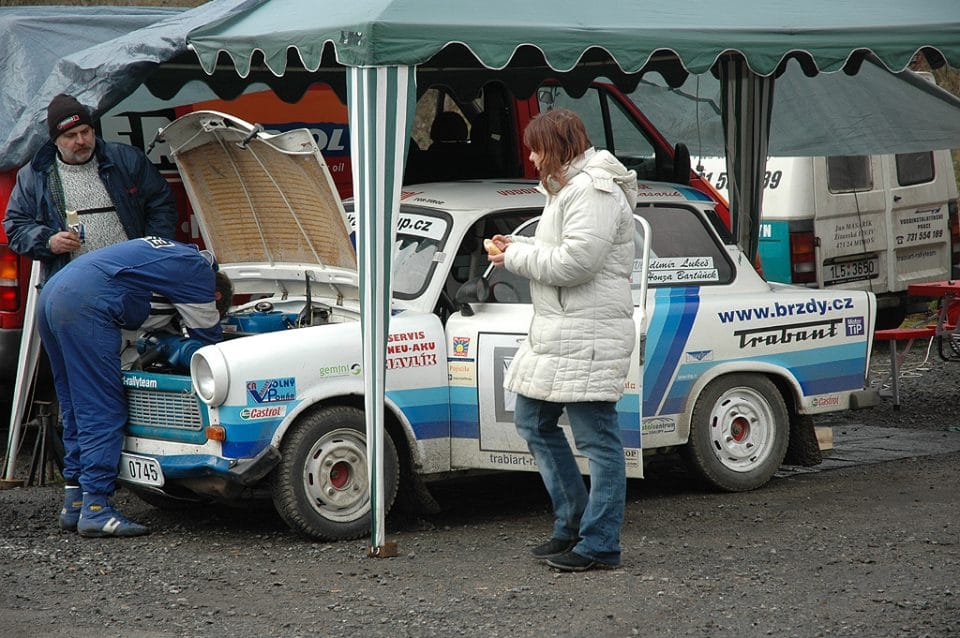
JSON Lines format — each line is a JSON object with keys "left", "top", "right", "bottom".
{"left": 126, "top": 389, "right": 202, "bottom": 430}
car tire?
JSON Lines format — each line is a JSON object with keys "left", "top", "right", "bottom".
{"left": 272, "top": 405, "right": 399, "bottom": 541}
{"left": 682, "top": 373, "right": 789, "bottom": 492}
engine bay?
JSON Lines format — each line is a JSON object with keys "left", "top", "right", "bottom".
{"left": 124, "top": 296, "right": 353, "bottom": 375}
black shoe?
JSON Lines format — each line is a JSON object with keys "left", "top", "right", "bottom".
{"left": 546, "top": 551, "right": 618, "bottom": 572}
{"left": 531, "top": 538, "right": 578, "bottom": 560}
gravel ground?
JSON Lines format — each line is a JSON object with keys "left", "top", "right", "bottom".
{"left": 1, "top": 347, "right": 959, "bottom": 638}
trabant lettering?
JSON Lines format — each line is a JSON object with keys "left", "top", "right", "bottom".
{"left": 735, "top": 319, "right": 842, "bottom": 348}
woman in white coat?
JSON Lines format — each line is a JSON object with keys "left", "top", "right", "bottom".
{"left": 487, "top": 108, "right": 638, "bottom": 571}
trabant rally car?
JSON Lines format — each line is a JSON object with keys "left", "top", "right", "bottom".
{"left": 120, "top": 112, "right": 879, "bottom": 541}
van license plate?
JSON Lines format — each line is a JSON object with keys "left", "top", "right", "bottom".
{"left": 118, "top": 453, "right": 164, "bottom": 487}
{"left": 823, "top": 257, "right": 879, "bottom": 285}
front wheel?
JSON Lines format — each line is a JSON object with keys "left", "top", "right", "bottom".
{"left": 682, "top": 374, "right": 789, "bottom": 492}
{"left": 272, "top": 406, "right": 399, "bottom": 540}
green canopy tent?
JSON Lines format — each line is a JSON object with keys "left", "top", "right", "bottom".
{"left": 185, "top": 0, "right": 960, "bottom": 551}
{"left": 630, "top": 57, "right": 960, "bottom": 159}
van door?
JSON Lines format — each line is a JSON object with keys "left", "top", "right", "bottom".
{"left": 813, "top": 151, "right": 954, "bottom": 327}
{"left": 812, "top": 154, "right": 890, "bottom": 298}
{"left": 882, "top": 150, "right": 952, "bottom": 294}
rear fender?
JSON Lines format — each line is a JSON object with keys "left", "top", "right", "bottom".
{"left": 673, "top": 361, "right": 804, "bottom": 443}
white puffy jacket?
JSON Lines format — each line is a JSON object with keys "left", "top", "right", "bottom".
{"left": 503, "top": 148, "right": 638, "bottom": 403}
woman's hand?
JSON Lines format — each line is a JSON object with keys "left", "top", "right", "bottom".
{"left": 486, "top": 234, "right": 510, "bottom": 267}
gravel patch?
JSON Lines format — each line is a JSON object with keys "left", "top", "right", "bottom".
{"left": 1, "top": 347, "right": 958, "bottom": 637}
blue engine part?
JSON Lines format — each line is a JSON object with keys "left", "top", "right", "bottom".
{"left": 137, "top": 333, "right": 205, "bottom": 369}
{"left": 223, "top": 311, "right": 298, "bottom": 334}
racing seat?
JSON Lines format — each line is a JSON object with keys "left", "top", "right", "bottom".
{"left": 423, "top": 112, "right": 472, "bottom": 181}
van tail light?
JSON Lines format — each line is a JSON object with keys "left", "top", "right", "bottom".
{"left": 789, "top": 230, "right": 817, "bottom": 285}
{"left": 949, "top": 199, "right": 960, "bottom": 273}
{"left": 0, "top": 245, "right": 20, "bottom": 312}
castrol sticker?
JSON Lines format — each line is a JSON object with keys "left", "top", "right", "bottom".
{"left": 239, "top": 405, "right": 287, "bottom": 421}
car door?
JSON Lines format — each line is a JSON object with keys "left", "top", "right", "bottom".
{"left": 445, "top": 216, "right": 649, "bottom": 478}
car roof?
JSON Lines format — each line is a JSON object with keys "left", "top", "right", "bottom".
{"left": 395, "top": 179, "right": 716, "bottom": 215}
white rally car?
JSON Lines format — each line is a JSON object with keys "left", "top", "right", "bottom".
{"left": 119, "top": 112, "right": 879, "bottom": 540}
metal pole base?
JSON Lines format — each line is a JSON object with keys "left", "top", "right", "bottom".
{"left": 367, "top": 540, "right": 399, "bottom": 558}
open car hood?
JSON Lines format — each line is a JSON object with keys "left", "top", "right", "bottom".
{"left": 159, "top": 110, "right": 358, "bottom": 301}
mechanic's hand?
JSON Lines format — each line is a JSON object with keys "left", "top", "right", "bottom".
{"left": 48, "top": 230, "right": 81, "bottom": 255}
{"left": 486, "top": 234, "right": 510, "bottom": 268}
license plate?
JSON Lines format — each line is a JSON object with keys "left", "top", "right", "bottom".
{"left": 118, "top": 453, "right": 164, "bottom": 487}
{"left": 823, "top": 256, "right": 879, "bottom": 285}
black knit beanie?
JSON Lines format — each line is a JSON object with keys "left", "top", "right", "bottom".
{"left": 47, "top": 94, "right": 93, "bottom": 141}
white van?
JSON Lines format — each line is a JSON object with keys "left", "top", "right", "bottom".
{"left": 697, "top": 149, "right": 959, "bottom": 329}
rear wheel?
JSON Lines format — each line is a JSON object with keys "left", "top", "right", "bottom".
{"left": 682, "top": 373, "right": 789, "bottom": 492}
{"left": 272, "top": 406, "right": 399, "bottom": 540}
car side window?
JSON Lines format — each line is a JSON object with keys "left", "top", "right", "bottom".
{"left": 484, "top": 204, "right": 733, "bottom": 304}
{"left": 640, "top": 204, "right": 734, "bottom": 287}
{"left": 447, "top": 211, "right": 538, "bottom": 302}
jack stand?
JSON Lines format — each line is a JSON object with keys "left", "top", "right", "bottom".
{"left": 26, "top": 402, "right": 56, "bottom": 487}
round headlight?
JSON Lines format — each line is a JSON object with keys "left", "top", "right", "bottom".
{"left": 191, "top": 347, "right": 229, "bottom": 406}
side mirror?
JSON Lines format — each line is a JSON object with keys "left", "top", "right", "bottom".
{"left": 454, "top": 277, "right": 490, "bottom": 317}
{"left": 537, "top": 88, "right": 556, "bottom": 107}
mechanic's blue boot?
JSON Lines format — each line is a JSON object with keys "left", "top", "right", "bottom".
{"left": 58, "top": 485, "right": 82, "bottom": 531}
{"left": 77, "top": 493, "right": 150, "bottom": 538}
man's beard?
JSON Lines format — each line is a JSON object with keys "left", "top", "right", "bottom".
{"left": 59, "top": 145, "right": 94, "bottom": 164}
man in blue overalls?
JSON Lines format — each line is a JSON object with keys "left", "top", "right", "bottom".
{"left": 38, "top": 237, "right": 232, "bottom": 537}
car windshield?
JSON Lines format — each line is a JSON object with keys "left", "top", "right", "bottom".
{"left": 345, "top": 209, "right": 452, "bottom": 298}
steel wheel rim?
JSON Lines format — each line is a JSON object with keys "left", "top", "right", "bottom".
{"left": 707, "top": 386, "right": 776, "bottom": 472}
{"left": 302, "top": 428, "right": 369, "bottom": 522}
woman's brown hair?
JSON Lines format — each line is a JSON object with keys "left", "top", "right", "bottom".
{"left": 522, "top": 108, "right": 591, "bottom": 194}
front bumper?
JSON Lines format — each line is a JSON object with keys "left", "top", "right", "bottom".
{"left": 119, "top": 445, "right": 282, "bottom": 488}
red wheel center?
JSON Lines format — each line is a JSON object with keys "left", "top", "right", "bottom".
{"left": 730, "top": 417, "right": 750, "bottom": 442}
{"left": 329, "top": 461, "right": 351, "bottom": 489}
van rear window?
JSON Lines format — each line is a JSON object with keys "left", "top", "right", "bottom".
{"left": 826, "top": 155, "right": 873, "bottom": 193}
{"left": 895, "top": 152, "right": 935, "bottom": 187}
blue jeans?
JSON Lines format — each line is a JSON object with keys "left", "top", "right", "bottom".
{"left": 38, "top": 269, "right": 127, "bottom": 496}
{"left": 514, "top": 394, "right": 626, "bottom": 565}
